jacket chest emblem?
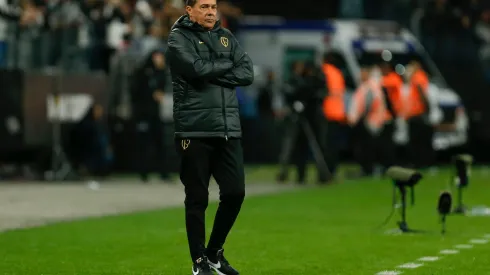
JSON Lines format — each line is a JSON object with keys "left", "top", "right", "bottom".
{"left": 220, "top": 37, "right": 229, "bottom": 47}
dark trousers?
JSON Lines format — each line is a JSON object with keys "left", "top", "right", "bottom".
{"left": 352, "top": 124, "right": 376, "bottom": 176}
{"left": 324, "top": 119, "right": 344, "bottom": 175}
{"left": 294, "top": 120, "right": 320, "bottom": 183}
{"left": 376, "top": 122, "right": 397, "bottom": 173}
{"left": 135, "top": 118, "right": 167, "bottom": 180}
{"left": 407, "top": 116, "right": 434, "bottom": 169}
{"left": 175, "top": 138, "right": 245, "bottom": 263}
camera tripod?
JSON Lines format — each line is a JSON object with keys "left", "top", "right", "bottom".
{"left": 276, "top": 108, "right": 331, "bottom": 183}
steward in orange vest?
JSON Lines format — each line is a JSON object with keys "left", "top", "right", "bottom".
{"left": 380, "top": 62, "right": 404, "bottom": 120}
{"left": 348, "top": 67, "right": 392, "bottom": 176}
{"left": 322, "top": 64, "right": 346, "bottom": 122}
{"left": 405, "top": 60, "right": 434, "bottom": 169}
{"left": 375, "top": 62, "right": 401, "bottom": 170}
{"left": 348, "top": 68, "right": 390, "bottom": 135}
{"left": 321, "top": 52, "right": 347, "bottom": 176}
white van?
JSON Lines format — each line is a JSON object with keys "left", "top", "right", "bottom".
{"left": 237, "top": 16, "right": 468, "bottom": 150}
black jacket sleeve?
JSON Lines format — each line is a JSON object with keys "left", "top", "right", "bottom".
{"left": 210, "top": 34, "right": 254, "bottom": 88}
{"left": 167, "top": 29, "right": 234, "bottom": 79}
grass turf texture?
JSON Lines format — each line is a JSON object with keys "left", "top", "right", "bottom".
{"left": 1, "top": 167, "right": 490, "bottom": 275}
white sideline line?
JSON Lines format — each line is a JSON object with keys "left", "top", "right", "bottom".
{"left": 377, "top": 233, "right": 490, "bottom": 274}
{"left": 398, "top": 263, "right": 424, "bottom": 269}
{"left": 417, "top": 256, "right": 440, "bottom": 262}
{"left": 376, "top": 271, "right": 402, "bottom": 275}
{"left": 454, "top": 244, "right": 473, "bottom": 249}
{"left": 439, "top": 249, "right": 459, "bottom": 254}
{"left": 470, "top": 239, "right": 489, "bottom": 244}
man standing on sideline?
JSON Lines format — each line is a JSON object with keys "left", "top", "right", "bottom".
{"left": 166, "top": 0, "right": 254, "bottom": 274}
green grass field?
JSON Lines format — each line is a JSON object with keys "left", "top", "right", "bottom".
{"left": 1, "top": 166, "right": 490, "bottom": 275}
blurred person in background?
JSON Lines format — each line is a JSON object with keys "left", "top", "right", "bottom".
{"left": 404, "top": 60, "right": 433, "bottom": 169}
{"left": 256, "top": 69, "right": 276, "bottom": 118}
{"left": 69, "top": 103, "right": 113, "bottom": 179}
{"left": 106, "top": 0, "right": 151, "bottom": 52}
{"left": 321, "top": 51, "right": 346, "bottom": 179}
{"left": 347, "top": 66, "right": 390, "bottom": 176}
{"left": 130, "top": 49, "right": 170, "bottom": 183}
{"left": 379, "top": 61, "right": 402, "bottom": 167}
{"left": 277, "top": 60, "right": 329, "bottom": 185}
{"left": 80, "top": 0, "right": 118, "bottom": 72}
{"left": 0, "top": 0, "right": 42, "bottom": 66}
{"left": 276, "top": 60, "right": 304, "bottom": 183}
{"left": 166, "top": 0, "right": 254, "bottom": 273}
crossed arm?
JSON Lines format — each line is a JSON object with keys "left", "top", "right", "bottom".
{"left": 167, "top": 29, "right": 254, "bottom": 88}
{"left": 167, "top": 29, "right": 234, "bottom": 79}
{"left": 210, "top": 34, "right": 254, "bottom": 88}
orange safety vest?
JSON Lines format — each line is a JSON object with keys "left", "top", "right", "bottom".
{"left": 322, "top": 64, "right": 346, "bottom": 122}
{"left": 348, "top": 79, "right": 389, "bottom": 133}
{"left": 405, "top": 69, "right": 429, "bottom": 119}
{"left": 381, "top": 72, "right": 404, "bottom": 119}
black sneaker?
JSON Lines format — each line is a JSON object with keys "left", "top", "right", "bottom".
{"left": 207, "top": 249, "right": 240, "bottom": 275}
{"left": 192, "top": 257, "right": 213, "bottom": 275}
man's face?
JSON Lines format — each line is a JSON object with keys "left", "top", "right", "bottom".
{"left": 187, "top": 0, "right": 218, "bottom": 30}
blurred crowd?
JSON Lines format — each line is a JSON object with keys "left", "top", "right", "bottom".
{"left": 2, "top": 0, "right": 490, "bottom": 75}
{"left": 0, "top": 0, "right": 242, "bottom": 72}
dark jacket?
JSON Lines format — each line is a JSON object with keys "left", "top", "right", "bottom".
{"left": 166, "top": 15, "right": 254, "bottom": 139}
{"left": 130, "top": 49, "right": 167, "bottom": 120}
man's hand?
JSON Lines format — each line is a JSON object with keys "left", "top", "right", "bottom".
{"left": 153, "top": 90, "right": 164, "bottom": 102}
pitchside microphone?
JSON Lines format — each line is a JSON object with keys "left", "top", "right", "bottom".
{"left": 438, "top": 191, "right": 452, "bottom": 234}
{"left": 385, "top": 166, "right": 423, "bottom": 233}
{"left": 452, "top": 154, "right": 473, "bottom": 214}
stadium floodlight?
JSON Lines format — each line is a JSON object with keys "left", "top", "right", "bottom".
{"left": 438, "top": 191, "right": 452, "bottom": 235}
{"left": 451, "top": 154, "right": 473, "bottom": 214}
{"left": 385, "top": 166, "right": 423, "bottom": 233}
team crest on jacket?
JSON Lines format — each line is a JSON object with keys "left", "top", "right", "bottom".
{"left": 220, "top": 37, "right": 229, "bottom": 47}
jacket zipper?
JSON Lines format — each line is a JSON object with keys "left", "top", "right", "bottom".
{"left": 210, "top": 30, "right": 228, "bottom": 141}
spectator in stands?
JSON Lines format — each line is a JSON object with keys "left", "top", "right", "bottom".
{"left": 80, "top": 0, "right": 117, "bottom": 72}
{"left": 0, "top": 0, "right": 41, "bottom": 67}
{"left": 106, "top": 0, "right": 151, "bottom": 52}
